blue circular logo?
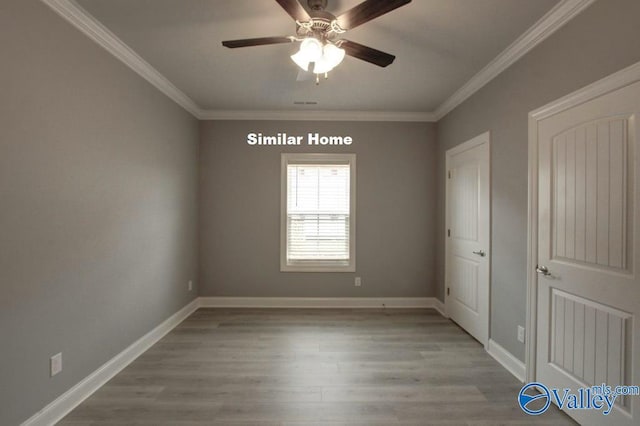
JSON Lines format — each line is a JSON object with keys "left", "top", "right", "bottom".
{"left": 518, "top": 382, "right": 551, "bottom": 415}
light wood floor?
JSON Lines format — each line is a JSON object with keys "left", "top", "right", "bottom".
{"left": 59, "top": 308, "right": 575, "bottom": 425}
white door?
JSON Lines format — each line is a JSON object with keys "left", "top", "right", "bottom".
{"left": 445, "top": 132, "right": 490, "bottom": 346}
{"left": 536, "top": 81, "right": 640, "bottom": 425}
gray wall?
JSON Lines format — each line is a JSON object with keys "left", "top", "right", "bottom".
{"left": 199, "top": 120, "right": 436, "bottom": 298}
{"left": 435, "top": 0, "right": 640, "bottom": 361}
{"left": 0, "top": 1, "right": 199, "bottom": 425}
{"left": 5, "top": 1, "right": 640, "bottom": 423}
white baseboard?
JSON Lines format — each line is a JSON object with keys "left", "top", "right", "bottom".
{"left": 22, "top": 295, "right": 448, "bottom": 425}
{"left": 431, "top": 298, "right": 447, "bottom": 317}
{"left": 486, "top": 338, "right": 526, "bottom": 383}
{"left": 22, "top": 298, "right": 200, "bottom": 426}
{"left": 199, "top": 296, "right": 444, "bottom": 310}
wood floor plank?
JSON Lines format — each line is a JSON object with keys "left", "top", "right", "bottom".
{"left": 58, "top": 308, "right": 576, "bottom": 425}
{"left": 321, "top": 384, "right": 487, "bottom": 403}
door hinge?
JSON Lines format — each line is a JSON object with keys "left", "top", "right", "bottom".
{"left": 447, "top": 287, "right": 450, "bottom": 296}
{"left": 448, "top": 170, "right": 452, "bottom": 179}
{"left": 447, "top": 229, "right": 451, "bottom": 237}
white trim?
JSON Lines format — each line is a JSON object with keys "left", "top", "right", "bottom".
{"left": 40, "top": 0, "right": 201, "bottom": 118}
{"left": 21, "top": 296, "right": 446, "bottom": 424}
{"left": 199, "top": 297, "right": 442, "bottom": 309}
{"left": 39, "top": 0, "right": 435, "bottom": 122}
{"left": 280, "top": 153, "right": 356, "bottom": 273}
{"left": 444, "top": 130, "right": 490, "bottom": 157}
{"left": 526, "top": 59, "right": 640, "bottom": 383}
{"left": 198, "top": 110, "right": 437, "bottom": 122}
{"left": 41, "top": 0, "right": 594, "bottom": 123}
{"left": 526, "top": 112, "right": 539, "bottom": 384}
{"left": 444, "top": 132, "right": 491, "bottom": 347}
{"left": 434, "top": 0, "right": 596, "bottom": 120}
{"left": 487, "top": 339, "right": 526, "bottom": 383}
{"left": 21, "top": 298, "right": 200, "bottom": 426}
{"left": 431, "top": 298, "right": 447, "bottom": 318}
{"left": 531, "top": 61, "right": 640, "bottom": 120}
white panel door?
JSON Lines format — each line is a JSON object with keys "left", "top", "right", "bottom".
{"left": 536, "top": 81, "right": 640, "bottom": 425}
{"left": 446, "top": 133, "right": 490, "bottom": 346}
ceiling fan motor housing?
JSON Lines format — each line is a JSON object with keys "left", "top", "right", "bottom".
{"left": 296, "top": 16, "right": 339, "bottom": 40}
{"left": 296, "top": 1, "right": 340, "bottom": 42}
{"left": 307, "top": 0, "right": 328, "bottom": 11}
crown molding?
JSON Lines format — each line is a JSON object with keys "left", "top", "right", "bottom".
{"left": 433, "top": 0, "right": 597, "bottom": 121}
{"left": 530, "top": 60, "right": 640, "bottom": 120}
{"left": 197, "top": 109, "right": 437, "bottom": 122}
{"left": 42, "top": 0, "right": 595, "bottom": 123}
{"left": 41, "top": 0, "right": 201, "bottom": 117}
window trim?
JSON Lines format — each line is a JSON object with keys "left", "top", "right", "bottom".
{"left": 280, "top": 153, "right": 356, "bottom": 272}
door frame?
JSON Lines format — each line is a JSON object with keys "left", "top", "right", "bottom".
{"left": 526, "top": 60, "right": 640, "bottom": 383}
{"left": 445, "top": 131, "right": 491, "bottom": 347}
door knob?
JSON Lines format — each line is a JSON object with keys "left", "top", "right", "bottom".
{"left": 472, "top": 250, "right": 486, "bottom": 257}
{"left": 536, "top": 265, "right": 551, "bottom": 276}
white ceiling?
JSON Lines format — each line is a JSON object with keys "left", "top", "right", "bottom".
{"left": 74, "top": 0, "right": 560, "bottom": 114}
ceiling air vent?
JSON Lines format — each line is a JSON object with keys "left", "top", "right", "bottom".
{"left": 293, "top": 101, "right": 318, "bottom": 105}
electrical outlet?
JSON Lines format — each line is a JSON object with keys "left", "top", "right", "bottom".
{"left": 188, "top": 280, "right": 193, "bottom": 291}
{"left": 355, "top": 277, "right": 362, "bottom": 287}
{"left": 517, "top": 326, "right": 525, "bottom": 343}
{"left": 50, "top": 353, "right": 62, "bottom": 377}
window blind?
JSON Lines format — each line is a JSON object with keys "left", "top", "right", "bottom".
{"left": 286, "top": 163, "right": 350, "bottom": 263}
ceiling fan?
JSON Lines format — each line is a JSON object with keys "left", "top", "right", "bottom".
{"left": 222, "top": 0, "right": 412, "bottom": 83}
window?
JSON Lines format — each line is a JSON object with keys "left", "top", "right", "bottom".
{"left": 281, "top": 153, "right": 356, "bottom": 272}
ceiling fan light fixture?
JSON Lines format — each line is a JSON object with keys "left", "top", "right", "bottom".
{"left": 291, "top": 37, "right": 326, "bottom": 71}
{"left": 312, "top": 57, "right": 333, "bottom": 74}
{"left": 290, "top": 50, "right": 311, "bottom": 71}
{"left": 299, "top": 37, "right": 323, "bottom": 61}
{"left": 324, "top": 43, "right": 345, "bottom": 66}
{"left": 311, "top": 43, "right": 345, "bottom": 74}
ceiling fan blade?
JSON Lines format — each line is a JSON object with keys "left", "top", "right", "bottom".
{"left": 274, "top": 0, "right": 310, "bottom": 22}
{"left": 337, "top": 0, "right": 411, "bottom": 30}
{"left": 340, "top": 40, "right": 396, "bottom": 67}
{"left": 222, "top": 36, "right": 294, "bottom": 48}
